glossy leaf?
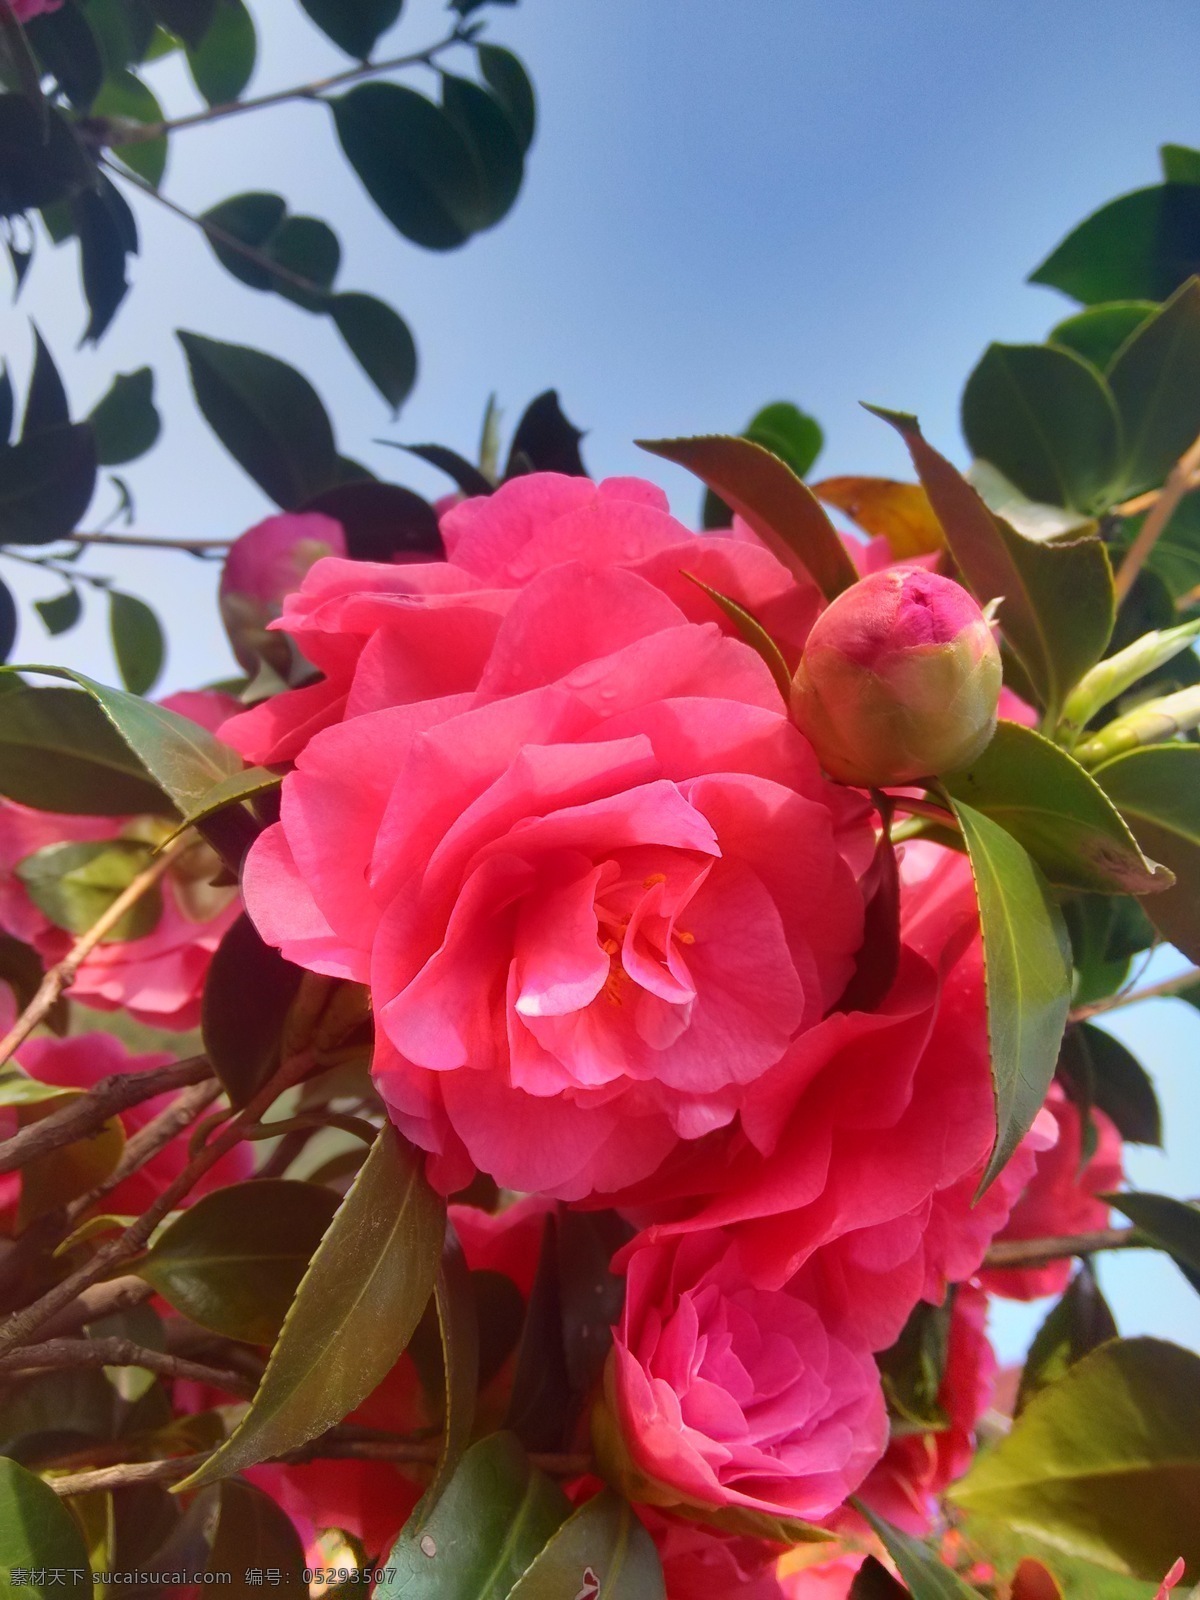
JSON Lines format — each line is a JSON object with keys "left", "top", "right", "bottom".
{"left": 415, "top": 1227, "right": 480, "bottom": 1523}
{"left": 0, "top": 1455, "right": 90, "bottom": 1595}
{"left": 377, "top": 1432, "right": 570, "bottom": 1600}
{"left": 1030, "top": 185, "right": 1200, "bottom": 306}
{"left": 33, "top": 583, "right": 83, "bottom": 639}
{"left": 1106, "top": 278, "right": 1200, "bottom": 496}
{"left": 94, "top": 70, "right": 167, "bottom": 187}
{"left": 639, "top": 434, "right": 858, "bottom": 600}
{"left": 683, "top": 572, "right": 791, "bottom": 701}
{"left": 147, "top": 0, "right": 218, "bottom": 50}
{"left": 331, "top": 293, "right": 417, "bottom": 412}
{"left": 508, "top": 1489, "right": 666, "bottom": 1599}
{"left": 872, "top": 408, "right": 1114, "bottom": 720}
{"left": 169, "top": 764, "right": 281, "bottom": 837}
{"left": 178, "top": 1124, "right": 444, "bottom": 1489}
{"left": 208, "top": 1479, "right": 305, "bottom": 1584}
{"left": 187, "top": 0, "right": 255, "bottom": 106}
{"left": 941, "top": 722, "right": 1169, "bottom": 894}
{"left": 1050, "top": 303, "right": 1157, "bottom": 373}
{"left": 813, "top": 475, "right": 943, "bottom": 557}
{"left": 876, "top": 1297, "right": 952, "bottom": 1434}
{"left": 506, "top": 390, "right": 587, "bottom": 477}
{"left": 15, "top": 837, "right": 161, "bottom": 941}
{"left": 109, "top": 591, "right": 165, "bottom": 695}
{"left": 478, "top": 43, "right": 536, "bottom": 152}
{"left": 88, "top": 367, "right": 161, "bottom": 465}
{"left": 442, "top": 74, "right": 524, "bottom": 229}
{"left": 137, "top": 1180, "right": 340, "bottom": 1343}
{"left": 944, "top": 797, "right": 1072, "bottom": 1190}
{"left": 966, "top": 460, "right": 1098, "bottom": 542}
{"left": 1094, "top": 744, "right": 1200, "bottom": 962}
{"left": 268, "top": 214, "right": 340, "bottom": 311}
{"left": 855, "top": 1504, "right": 981, "bottom": 1598}
{"left": 1016, "top": 1262, "right": 1119, "bottom": 1413}
{"left": 1107, "top": 1193, "right": 1200, "bottom": 1295}
{"left": 951, "top": 1337, "right": 1200, "bottom": 1577}
{"left": 0, "top": 423, "right": 97, "bottom": 545}
{"left": 1057, "top": 1024, "right": 1162, "bottom": 1146}
{"left": 201, "top": 190, "right": 287, "bottom": 290}
{"left": 961, "top": 342, "right": 1121, "bottom": 511}
{"left": 202, "top": 913, "right": 303, "bottom": 1107}
{"left": 298, "top": 0, "right": 401, "bottom": 58}
{"left": 179, "top": 331, "right": 339, "bottom": 509}
{"left": 0, "top": 684, "right": 172, "bottom": 815}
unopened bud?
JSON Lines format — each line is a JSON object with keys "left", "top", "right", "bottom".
{"left": 218, "top": 512, "right": 346, "bottom": 674}
{"left": 790, "top": 567, "right": 1002, "bottom": 785}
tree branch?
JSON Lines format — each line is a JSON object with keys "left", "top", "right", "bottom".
{"left": 66, "top": 531, "right": 233, "bottom": 554}
{"left": 1113, "top": 427, "right": 1200, "bottom": 604}
{"left": 983, "top": 1226, "right": 1148, "bottom": 1270}
{"left": 1070, "top": 967, "right": 1200, "bottom": 1021}
{"left": 0, "top": 1336, "right": 252, "bottom": 1396}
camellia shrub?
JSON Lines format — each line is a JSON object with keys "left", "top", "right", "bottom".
{"left": 0, "top": 4, "right": 1199, "bottom": 1593}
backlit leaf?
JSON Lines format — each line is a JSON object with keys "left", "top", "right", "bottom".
{"left": 1050, "top": 303, "right": 1157, "bottom": 373}
{"left": 478, "top": 43, "right": 535, "bottom": 152}
{"left": 1016, "top": 1263, "right": 1119, "bottom": 1413}
{"left": 1106, "top": 278, "right": 1200, "bottom": 496}
{"left": 297, "top": 0, "right": 402, "bottom": 59}
{"left": 508, "top": 1489, "right": 666, "bottom": 1599}
{"left": 1030, "top": 185, "right": 1200, "bottom": 306}
{"left": 813, "top": 475, "right": 943, "bottom": 557}
{"left": 109, "top": 591, "right": 165, "bottom": 695}
{"left": 187, "top": 0, "right": 254, "bottom": 105}
{"left": 1107, "top": 1193, "right": 1200, "bottom": 1296}
{"left": 854, "top": 1504, "right": 981, "bottom": 1598}
{"left": 0, "top": 684, "right": 172, "bottom": 815}
{"left": 15, "top": 837, "right": 162, "bottom": 940}
{"left": 0, "top": 1455, "right": 90, "bottom": 1596}
{"left": 1093, "top": 744, "right": 1200, "bottom": 963}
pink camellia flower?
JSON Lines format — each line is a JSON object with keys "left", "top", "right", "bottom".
{"left": 601, "top": 1229, "right": 887, "bottom": 1525}
{"left": 776, "top": 1550, "right": 866, "bottom": 1599}
{"left": 639, "top": 1510, "right": 788, "bottom": 1599}
{"left": 10, "top": 0, "right": 63, "bottom": 19}
{"left": 790, "top": 567, "right": 1002, "bottom": 785}
{"left": 234, "top": 474, "right": 874, "bottom": 1200}
{"left": 980, "top": 1080, "right": 1123, "bottom": 1301}
{"left": 219, "top": 512, "right": 347, "bottom": 675}
{"left": 0, "top": 691, "right": 241, "bottom": 1031}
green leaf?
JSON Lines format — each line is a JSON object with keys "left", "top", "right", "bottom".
{"left": 854, "top": 1504, "right": 982, "bottom": 1598}
{"left": 201, "top": 913, "right": 303, "bottom": 1107}
{"left": 556, "top": 1209, "right": 630, "bottom": 1404}
{"left": 25, "top": 4, "right": 105, "bottom": 110}
{"left": 72, "top": 175, "right": 137, "bottom": 343}
{"left": 0, "top": 578, "right": 13, "bottom": 664}
{"left": 506, "top": 390, "right": 587, "bottom": 478}
{"left": 177, "top": 1124, "right": 444, "bottom": 1490}
{"left": 332, "top": 82, "right": 481, "bottom": 251}
{"left": 0, "top": 1454, "right": 91, "bottom": 1596}
{"left": 1093, "top": 744, "right": 1200, "bottom": 963}
{"left": 377, "top": 1432, "right": 570, "bottom": 1600}
{"left": 18, "top": 1095, "right": 124, "bottom": 1225}
{"left": 186, "top": 0, "right": 255, "bottom": 106}
{"left": 1016, "top": 1262, "right": 1118, "bottom": 1414}
{"left": 1162, "top": 143, "right": 1200, "bottom": 183}
{"left": 1049, "top": 303, "right": 1157, "bottom": 374}
{"left": 268, "top": 214, "right": 340, "bottom": 311}
{"left": 849, "top": 1558, "right": 908, "bottom": 1599}
{"left": 298, "top": 0, "right": 401, "bottom": 59}
{"left": 478, "top": 43, "right": 535, "bottom": 152}
{"left": 638, "top": 434, "right": 859, "bottom": 601}
{"left": 0, "top": 423, "right": 97, "bottom": 545}
{"left": 508, "top": 1489, "right": 666, "bottom": 1599}
{"left": 414, "top": 1226, "right": 480, "bottom": 1523}
{"left": 871, "top": 408, "right": 1114, "bottom": 721}
{"left": 331, "top": 293, "right": 417, "bottom": 413}
{"left": 208, "top": 1479, "right": 305, "bottom": 1583}
{"left": 876, "top": 1297, "right": 952, "bottom": 1435}
{"left": 505, "top": 1213, "right": 570, "bottom": 1452}
{"left": 94, "top": 70, "right": 167, "bottom": 187}
{"left": 961, "top": 342, "right": 1121, "bottom": 512}
{"left": 201, "top": 190, "right": 287, "bottom": 290}
{"left": 1030, "top": 184, "right": 1200, "bottom": 306}
{"left": 441, "top": 74, "right": 525, "bottom": 230}
{"left": 23, "top": 329, "right": 69, "bottom": 438}
{"left": 15, "top": 838, "right": 162, "bottom": 941}
{"left": 1115, "top": 490, "right": 1200, "bottom": 600}
{"left": 943, "top": 797, "right": 1072, "bottom": 1191}
{"left": 83, "top": 0, "right": 155, "bottom": 73}
{"left": 1107, "top": 1193, "right": 1200, "bottom": 1295}
{"left": 682, "top": 572, "right": 791, "bottom": 701}
{"left": 0, "top": 684, "right": 172, "bottom": 815}
{"left": 137, "top": 1180, "right": 340, "bottom": 1343}
{"left": 941, "top": 722, "right": 1170, "bottom": 895}
{"left": 88, "top": 367, "right": 161, "bottom": 465}
{"left": 0, "top": 97, "right": 91, "bottom": 219}
{"left": 1059, "top": 617, "right": 1200, "bottom": 734}
{"left": 950, "top": 1337, "right": 1200, "bottom": 1578}
{"left": 168, "top": 764, "right": 282, "bottom": 837}
{"left": 178, "top": 331, "right": 339, "bottom": 509}
{"left": 109, "top": 591, "right": 165, "bottom": 695}
{"left": 1058, "top": 1023, "right": 1162, "bottom": 1147}
{"left": 706, "top": 401, "right": 825, "bottom": 529}
{"left": 1106, "top": 278, "right": 1200, "bottom": 496}
{"left": 146, "top": 0, "right": 218, "bottom": 51}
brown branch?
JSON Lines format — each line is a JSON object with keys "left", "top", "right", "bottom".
{"left": 67, "top": 531, "right": 233, "bottom": 553}
{"left": 983, "top": 1226, "right": 1147, "bottom": 1270}
{"left": 73, "top": 1079, "right": 223, "bottom": 1217}
{"left": 0, "top": 1057, "right": 214, "bottom": 1176}
{"left": 0, "top": 837, "right": 189, "bottom": 1071}
{"left": 1070, "top": 967, "right": 1200, "bottom": 1021}
{"left": 37, "top": 1275, "right": 154, "bottom": 1341}
{"left": 1114, "top": 428, "right": 1200, "bottom": 604}
{"left": 0, "top": 1337, "right": 252, "bottom": 1396}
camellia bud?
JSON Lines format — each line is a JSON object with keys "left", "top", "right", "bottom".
{"left": 790, "top": 567, "right": 1002, "bottom": 785}
{"left": 218, "top": 512, "right": 346, "bottom": 674}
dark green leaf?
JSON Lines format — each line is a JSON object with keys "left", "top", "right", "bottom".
{"left": 0, "top": 365, "right": 13, "bottom": 443}
{"left": 94, "top": 70, "right": 167, "bottom": 187}
{"left": 508, "top": 1489, "right": 666, "bottom": 1599}
{"left": 1114, "top": 490, "right": 1200, "bottom": 599}
{"left": 147, "top": 0, "right": 217, "bottom": 50}
{"left": 506, "top": 1212, "right": 571, "bottom": 1452}
{"left": 15, "top": 837, "right": 162, "bottom": 940}
{"left": 0, "top": 578, "right": 14, "bottom": 662}
{"left": 26, "top": 4, "right": 105, "bottom": 109}
{"left": 72, "top": 176, "right": 137, "bottom": 343}
{"left": 1030, "top": 185, "right": 1200, "bottom": 306}
{"left": 201, "top": 190, "right": 286, "bottom": 290}
{"left": 393, "top": 441, "right": 491, "bottom": 496}
{"left": 849, "top": 1558, "right": 908, "bottom": 1599}
{"left": 877, "top": 1298, "right": 952, "bottom": 1435}
{"left": 268, "top": 214, "right": 339, "bottom": 311}
{"left": 414, "top": 1226, "right": 479, "bottom": 1523}
{"left": 0, "top": 97, "right": 91, "bottom": 218}
{"left": 1049, "top": 303, "right": 1157, "bottom": 374}
{"left": 332, "top": 82, "right": 482, "bottom": 251}
{"left": 178, "top": 1124, "right": 444, "bottom": 1489}
{"left": 951, "top": 1337, "right": 1200, "bottom": 1578}
{"left": 202, "top": 912, "right": 303, "bottom": 1107}
{"left": 854, "top": 1504, "right": 981, "bottom": 1598}
{"left": 0, "top": 1454, "right": 91, "bottom": 1595}
{"left": 0, "top": 684, "right": 171, "bottom": 814}
{"left": 941, "top": 722, "right": 1169, "bottom": 894}
{"left": 137, "top": 1180, "right": 340, "bottom": 1343}
{"left": 682, "top": 572, "right": 791, "bottom": 701}
{"left": 82, "top": 0, "right": 155, "bottom": 73}
{"left": 88, "top": 367, "right": 160, "bottom": 465}
{"left": 298, "top": 0, "right": 402, "bottom": 60}
{"left": 1016, "top": 1263, "right": 1118, "bottom": 1414}
{"left": 871, "top": 408, "right": 1114, "bottom": 721}
{"left": 1107, "top": 1193, "right": 1200, "bottom": 1295}
{"left": 441, "top": 73, "right": 524, "bottom": 230}
{"left": 22, "top": 328, "right": 69, "bottom": 437}
{"left": 506, "top": 390, "right": 587, "bottom": 478}
{"left": 1162, "top": 143, "right": 1200, "bottom": 183}
{"left": 186, "top": 0, "right": 255, "bottom": 105}
{"left": 18, "top": 1096, "right": 124, "bottom": 1225}
{"left": 331, "top": 292, "right": 417, "bottom": 412}
{"left": 377, "top": 1432, "right": 570, "bottom": 1600}
{"left": 556, "top": 1209, "right": 631, "bottom": 1404}
{"left": 0, "top": 421, "right": 96, "bottom": 543}
{"left": 170, "top": 764, "right": 281, "bottom": 836}
{"left": 1058, "top": 1023, "right": 1162, "bottom": 1146}
{"left": 704, "top": 400, "right": 824, "bottom": 527}
{"left": 639, "top": 433, "right": 859, "bottom": 601}
{"left": 109, "top": 590, "right": 165, "bottom": 694}
{"left": 301, "top": 480, "right": 442, "bottom": 561}
{"left": 208, "top": 1479, "right": 305, "bottom": 1585}
{"left": 961, "top": 342, "right": 1121, "bottom": 512}
{"left": 943, "top": 796, "right": 1072, "bottom": 1191}
{"left": 478, "top": 43, "right": 535, "bottom": 152}
{"left": 178, "top": 331, "right": 339, "bottom": 508}
{"left": 1106, "top": 278, "right": 1200, "bottom": 496}
{"left": 1093, "top": 744, "right": 1200, "bottom": 963}
{"left": 0, "top": 934, "right": 51, "bottom": 1019}
{"left": 473, "top": 1269, "right": 525, "bottom": 1388}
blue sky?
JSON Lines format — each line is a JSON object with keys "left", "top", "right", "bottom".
{"left": 2, "top": 0, "right": 1198, "bottom": 1360}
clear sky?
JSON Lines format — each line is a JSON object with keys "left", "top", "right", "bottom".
{"left": 2, "top": 0, "right": 1198, "bottom": 1361}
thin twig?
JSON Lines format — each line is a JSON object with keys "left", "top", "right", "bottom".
{"left": 0, "top": 1057, "right": 213, "bottom": 1176}
{"left": 0, "top": 836, "right": 190, "bottom": 1073}
{"left": 1113, "top": 428, "right": 1200, "bottom": 604}
{"left": 1113, "top": 471, "right": 1200, "bottom": 519}
{"left": 0, "top": 1337, "right": 252, "bottom": 1396}
{"left": 67, "top": 1078, "right": 223, "bottom": 1221}
{"left": 983, "top": 1226, "right": 1147, "bottom": 1270}
{"left": 37, "top": 1275, "right": 153, "bottom": 1341}
{"left": 66, "top": 531, "right": 233, "bottom": 553}
{"left": 1071, "top": 966, "right": 1200, "bottom": 1022}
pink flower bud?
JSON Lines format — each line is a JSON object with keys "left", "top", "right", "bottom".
{"left": 219, "top": 512, "right": 346, "bottom": 673}
{"left": 10, "top": 0, "right": 63, "bottom": 19}
{"left": 790, "top": 567, "right": 1002, "bottom": 785}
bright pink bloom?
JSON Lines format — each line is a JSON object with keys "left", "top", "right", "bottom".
{"left": 219, "top": 512, "right": 347, "bottom": 673}
{"left": 606, "top": 1230, "right": 887, "bottom": 1523}
{"left": 1155, "top": 1559, "right": 1187, "bottom": 1598}
{"left": 776, "top": 1551, "right": 866, "bottom": 1599}
{"left": 450, "top": 1193, "right": 552, "bottom": 1295}
{"left": 981, "top": 1081, "right": 1123, "bottom": 1301}
{"left": 0, "top": 691, "right": 242, "bottom": 1030}
{"left": 640, "top": 1510, "right": 788, "bottom": 1599}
